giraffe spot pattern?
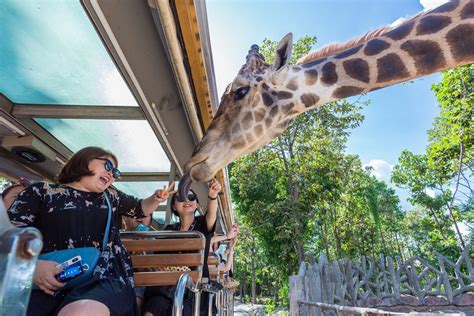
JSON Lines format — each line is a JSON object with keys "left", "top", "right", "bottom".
{"left": 231, "top": 123, "right": 241, "bottom": 136}
{"left": 335, "top": 45, "right": 363, "bottom": 59}
{"left": 277, "top": 91, "right": 293, "bottom": 99}
{"left": 254, "top": 125, "right": 263, "bottom": 137}
{"left": 269, "top": 105, "right": 279, "bottom": 118}
{"left": 332, "top": 86, "right": 365, "bottom": 99}
{"left": 292, "top": 67, "right": 302, "bottom": 72}
{"left": 277, "top": 119, "right": 291, "bottom": 130}
{"left": 446, "top": 24, "right": 474, "bottom": 63}
{"left": 300, "top": 93, "right": 320, "bottom": 108}
{"left": 302, "top": 58, "right": 327, "bottom": 68}
{"left": 364, "top": 39, "right": 390, "bottom": 56}
{"left": 256, "top": 77, "right": 263, "bottom": 82}
{"left": 255, "top": 109, "right": 266, "bottom": 122}
{"left": 282, "top": 103, "right": 295, "bottom": 113}
{"left": 385, "top": 21, "right": 414, "bottom": 41}
{"left": 343, "top": 58, "right": 370, "bottom": 83}
{"left": 401, "top": 40, "right": 446, "bottom": 75}
{"left": 304, "top": 69, "right": 318, "bottom": 85}
{"left": 262, "top": 83, "right": 270, "bottom": 90}
{"left": 416, "top": 15, "right": 451, "bottom": 35}
{"left": 286, "top": 78, "right": 299, "bottom": 91}
{"left": 231, "top": 139, "right": 246, "bottom": 150}
{"left": 376, "top": 53, "right": 409, "bottom": 83}
{"left": 321, "top": 62, "right": 338, "bottom": 85}
{"left": 245, "top": 133, "right": 255, "bottom": 144}
{"left": 265, "top": 118, "right": 273, "bottom": 128}
{"left": 262, "top": 92, "right": 274, "bottom": 106}
{"left": 431, "top": 0, "right": 459, "bottom": 13}
{"left": 242, "top": 112, "right": 254, "bottom": 129}
{"left": 460, "top": 2, "right": 474, "bottom": 19}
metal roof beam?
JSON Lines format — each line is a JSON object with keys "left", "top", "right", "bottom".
{"left": 12, "top": 104, "right": 144, "bottom": 120}
{"left": 116, "top": 172, "right": 178, "bottom": 182}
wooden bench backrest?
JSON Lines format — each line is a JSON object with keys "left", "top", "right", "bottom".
{"left": 121, "top": 231, "right": 205, "bottom": 287}
{"left": 207, "top": 253, "right": 222, "bottom": 281}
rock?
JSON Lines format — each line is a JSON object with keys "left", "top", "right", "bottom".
{"left": 380, "top": 297, "right": 396, "bottom": 306}
{"left": 398, "top": 295, "right": 421, "bottom": 306}
{"left": 367, "top": 296, "right": 383, "bottom": 307}
{"left": 358, "top": 296, "right": 383, "bottom": 307}
{"left": 424, "top": 295, "right": 449, "bottom": 306}
{"left": 455, "top": 293, "right": 474, "bottom": 306}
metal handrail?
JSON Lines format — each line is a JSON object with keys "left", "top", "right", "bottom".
{"left": 173, "top": 273, "right": 202, "bottom": 316}
{"left": 0, "top": 199, "right": 43, "bottom": 316}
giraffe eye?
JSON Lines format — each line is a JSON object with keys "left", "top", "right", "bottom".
{"left": 234, "top": 86, "right": 250, "bottom": 100}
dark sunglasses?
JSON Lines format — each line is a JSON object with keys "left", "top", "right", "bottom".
{"left": 176, "top": 194, "right": 197, "bottom": 203}
{"left": 96, "top": 158, "right": 121, "bottom": 179}
{"left": 18, "top": 177, "right": 32, "bottom": 187}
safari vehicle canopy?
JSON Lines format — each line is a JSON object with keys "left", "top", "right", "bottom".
{"left": 0, "top": 0, "right": 233, "bottom": 230}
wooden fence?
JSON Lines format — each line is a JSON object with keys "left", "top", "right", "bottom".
{"left": 289, "top": 245, "right": 474, "bottom": 315}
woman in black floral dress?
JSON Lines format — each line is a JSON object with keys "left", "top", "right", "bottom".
{"left": 8, "top": 146, "right": 175, "bottom": 316}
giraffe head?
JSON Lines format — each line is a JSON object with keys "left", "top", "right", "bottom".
{"left": 179, "top": 34, "right": 296, "bottom": 195}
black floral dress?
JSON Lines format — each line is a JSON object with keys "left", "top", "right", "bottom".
{"left": 8, "top": 182, "right": 144, "bottom": 287}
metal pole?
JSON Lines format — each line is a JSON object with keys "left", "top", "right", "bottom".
{"left": 0, "top": 200, "right": 43, "bottom": 316}
{"left": 173, "top": 274, "right": 191, "bottom": 316}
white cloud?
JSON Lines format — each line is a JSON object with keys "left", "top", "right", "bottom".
{"left": 419, "top": 0, "right": 449, "bottom": 10}
{"left": 390, "top": 17, "right": 407, "bottom": 28}
{"left": 363, "top": 159, "right": 394, "bottom": 183}
{"left": 391, "top": 0, "right": 448, "bottom": 29}
{"left": 363, "top": 160, "right": 417, "bottom": 211}
{"left": 424, "top": 188, "right": 436, "bottom": 198}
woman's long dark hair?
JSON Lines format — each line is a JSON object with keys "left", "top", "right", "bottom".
{"left": 57, "top": 147, "right": 118, "bottom": 184}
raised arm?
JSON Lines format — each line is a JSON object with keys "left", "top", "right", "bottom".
{"left": 206, "top": 179, "right": 221, "bottom": 231}
{"left": 141, "top": 182, "right": 176, "bottom": 216}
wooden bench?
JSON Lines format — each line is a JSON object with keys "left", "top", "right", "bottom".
{"left": 121, "top": 231, "right": 205, "bottom": 287}
{"left": 207, "top": 254, "right": 221, "bottom": 282}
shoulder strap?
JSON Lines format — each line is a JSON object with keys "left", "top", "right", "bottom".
{"left": 102, "top": 191, "right": 113, "bottom": 250}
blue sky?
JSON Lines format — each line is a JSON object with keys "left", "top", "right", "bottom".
{"left": 206, "top": 0, "right": 448, "bottom": 210}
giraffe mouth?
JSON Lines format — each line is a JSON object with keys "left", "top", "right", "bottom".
{"left": 179, "top": 155, "right": 210, "bottom": 198}
{"left": 178, "top": 172, "right": 193, "bottom": 202}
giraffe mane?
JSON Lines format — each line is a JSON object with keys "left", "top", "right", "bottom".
{"left": 297, "top": 11, "right": 424, "bottom": 65}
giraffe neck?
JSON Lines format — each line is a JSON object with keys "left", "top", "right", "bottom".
{"left": 285, "top": 0, "right": 474, "bottom": 112}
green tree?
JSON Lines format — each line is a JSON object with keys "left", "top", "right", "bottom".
{"left": 392, "top": 65, "right": 473, "bottom": 254}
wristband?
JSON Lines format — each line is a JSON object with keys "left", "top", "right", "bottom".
{"left": 208, "top": 195, "right": 218, "bottom": 200}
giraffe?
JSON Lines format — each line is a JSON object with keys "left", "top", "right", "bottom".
{"left": 178, "top": 0, "right": 474, "bottom": 197}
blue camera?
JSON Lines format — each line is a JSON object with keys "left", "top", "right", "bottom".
{"left": 56, "top": 256, "right": 87, "bottom": 282}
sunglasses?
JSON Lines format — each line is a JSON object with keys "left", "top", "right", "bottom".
{"left": 18, "top": 177, "right": 32, "bottom": 187}
{"left": 176, "top": 194, "right": 197, "bottom": 203}
{"left": 96, "top": 158, "right": 121, "bottom": 179}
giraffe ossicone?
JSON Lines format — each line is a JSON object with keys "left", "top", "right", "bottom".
{"left": 178, "top": 0, "right": 474, "bottom": 197}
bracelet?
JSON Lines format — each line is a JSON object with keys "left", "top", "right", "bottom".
{"left": 208, "top": 195, "right": 218, "bottom": 200}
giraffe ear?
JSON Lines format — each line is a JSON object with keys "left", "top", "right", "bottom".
{"left": 272, "top": 33, "right": 293, "bottom": 72}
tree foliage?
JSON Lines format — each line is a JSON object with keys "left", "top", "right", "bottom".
{"left": 392, "top": 65, "right": 473, "bottom": 258}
